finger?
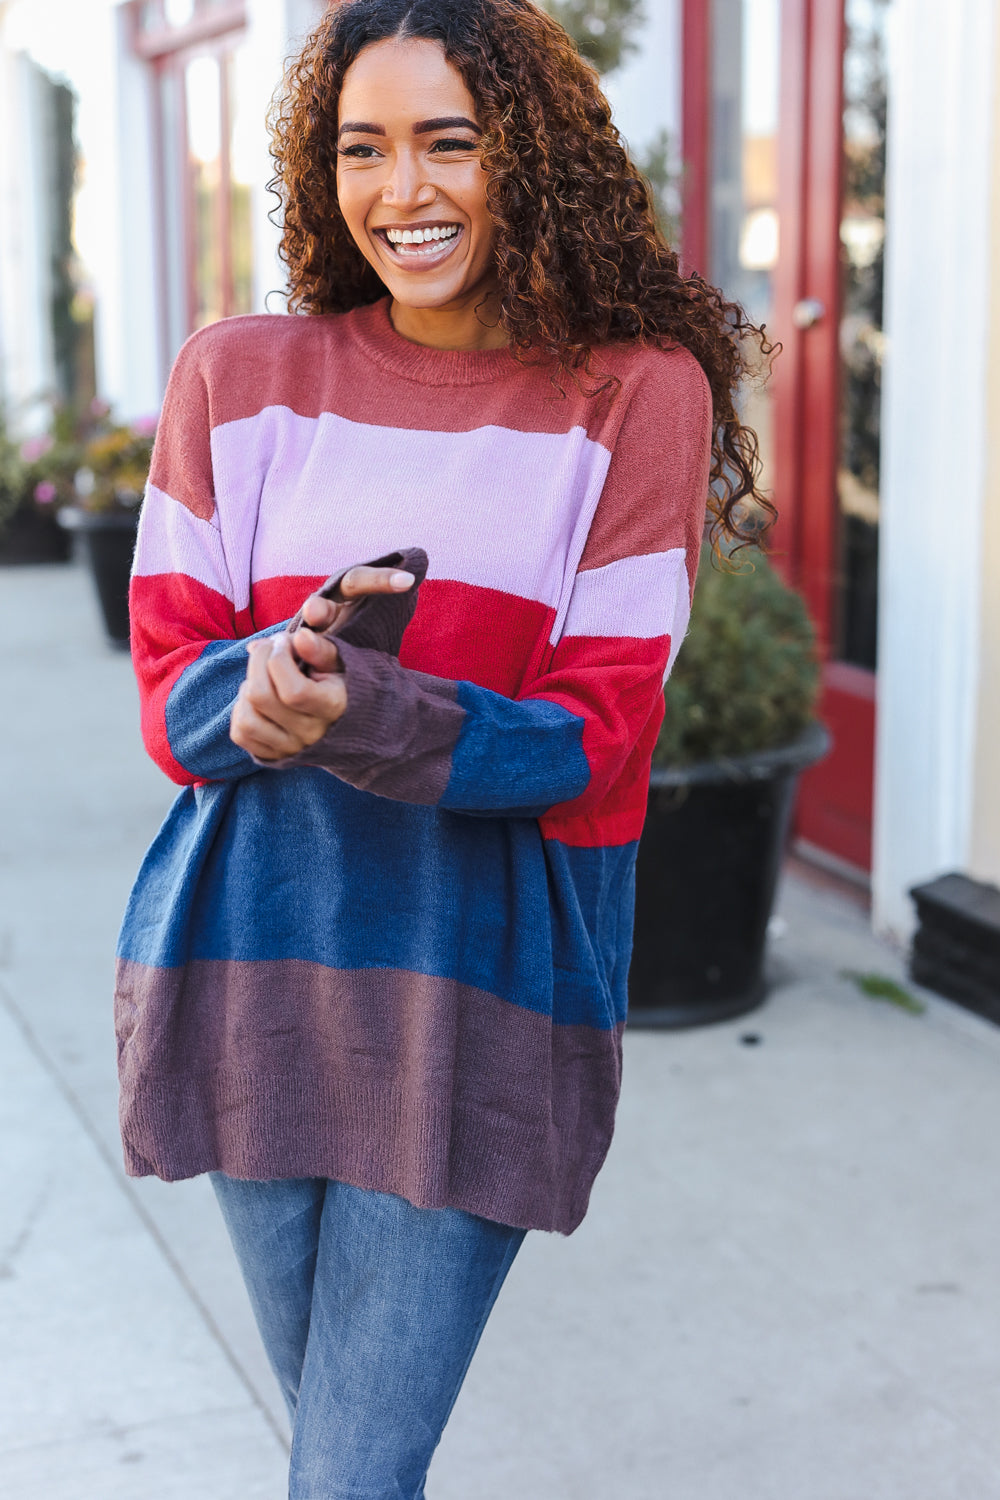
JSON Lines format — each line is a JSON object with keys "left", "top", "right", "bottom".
{"left": 338, "top": 564, "right": 415, "bottom": 598}
{"left": 244, "top": 641, "right": 323, "bottom": 735}
{"left": 244, "top": 638, "right": 287, "bottom": 712}
{"left": 299, "top": 594, "right": 342, "bottom": 631}
{"left": 291, "top": 626, "right": 342, "bottom": 676}
{"left": 267, "top": 634, "right": 348, "bottom": 722}
{"left": 230, "top": 698, "right": 304, "bottom": 760}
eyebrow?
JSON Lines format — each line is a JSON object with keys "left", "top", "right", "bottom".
{"left": 338, "top": 116, "right": 481, "bottom": 138}
{"left": 412, "top": 116, "right": 481, "bottom": 134}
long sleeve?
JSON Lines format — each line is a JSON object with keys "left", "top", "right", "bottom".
{"left": 286, "top": 350, "right": 712, "bottom": 835}
{"left": 129, "top": 332, "right": 278, "bottom": 786}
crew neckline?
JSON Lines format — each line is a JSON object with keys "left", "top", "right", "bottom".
{"left": 346, "top": 296, "right": 521, "bottom": 387}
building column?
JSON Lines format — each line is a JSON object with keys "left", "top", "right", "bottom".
{"left": 967, "top": 0, "right": 1000, "bottom": 890}
{"left": 99, "top": 1, "right": 162, "bottom": 419}
{"left": 0, "top": 45, "right": 57, "bottom": 427}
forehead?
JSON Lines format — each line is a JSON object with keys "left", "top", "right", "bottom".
{"left": 339, "top": 37, "right": 478, "bottom": 125}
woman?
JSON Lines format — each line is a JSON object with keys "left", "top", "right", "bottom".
{"left": 116, "top": 1, "right": 771, "bottom": 1494}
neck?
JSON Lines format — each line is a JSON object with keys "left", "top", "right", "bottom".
{"left": 389, "top": 292, "right": 508, "bottom": 352}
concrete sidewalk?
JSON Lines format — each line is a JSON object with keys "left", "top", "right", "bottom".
{"left": 3, "top": 560, "right": 1000, "bottom": 1499}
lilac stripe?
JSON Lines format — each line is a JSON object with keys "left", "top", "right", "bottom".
{"left": 132, "top": 484, "right": 235, "bottom": 604}
{"left": 560, "top": 548, "right": 689, "bottom": 642}
{"left": 116, "top": 957, "right": 623, "bottom": 1235}
{"left": 209, "top": 406, "right": 610, "bottom": 613}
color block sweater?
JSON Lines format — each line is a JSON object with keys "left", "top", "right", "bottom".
{"left": 115, "top": 297, "right": 711, "bottom": 1235}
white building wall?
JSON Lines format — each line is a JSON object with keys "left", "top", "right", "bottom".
{"left": 968, "top": 2, "right": 1000, "bottom": 891}
{"left": 99, "top": 4, "right": 161, "bottom": 420}
{"left": 0, "top": 47, "right": 57, "bottom": 429}
{"left": 873, "top": 0, "right": 998, "bottom": 939}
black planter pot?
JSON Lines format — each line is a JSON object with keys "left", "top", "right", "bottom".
{"left": 628, "top": 722, "right": 831, "bottom": 1028}
{"left": 0, "top": 502, "right": 73, "bottom": 565}
{"left": 58, "top": 507, "right": 140, "bottom": 648}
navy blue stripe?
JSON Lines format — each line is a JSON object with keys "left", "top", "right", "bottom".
{"left": 164, "top": 626, "right": 286, "bottom": 782}
{"left": 118, "top": 770, "right": 636, "bottom": 1029}
{"left": 440, "top": 680, "right": 590, "bottom": 816}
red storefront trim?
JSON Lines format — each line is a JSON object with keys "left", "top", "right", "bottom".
{"left": 681, "top": 1, "right": 711, "bottom": 277}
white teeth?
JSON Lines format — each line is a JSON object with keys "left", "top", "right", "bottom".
{"left": 385, "top": 225, "right": 460, "bottom": 247}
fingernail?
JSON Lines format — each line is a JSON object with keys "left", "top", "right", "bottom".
{"left": 390, "top": 571, "right": 415, "bottom": 590}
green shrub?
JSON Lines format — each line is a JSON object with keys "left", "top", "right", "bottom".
{"left": 653, "top": 546, "right": 821, "bottom": 766}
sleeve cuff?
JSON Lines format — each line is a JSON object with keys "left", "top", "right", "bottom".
{"left": 252, "top": 639, "right": 463, "bottom": 804}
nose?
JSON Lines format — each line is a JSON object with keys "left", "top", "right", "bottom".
{"left": 382, "top": 149, "right": 436, "bottom": 211}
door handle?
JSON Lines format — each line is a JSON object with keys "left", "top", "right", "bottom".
{"left": 793, "top": 297, "right": 826, "bottom": 329}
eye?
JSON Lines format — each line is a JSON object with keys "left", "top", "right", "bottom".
{"left": 429, "top": 137, "right": 479, "bottom": 153}
{"left": 338, "top": 143, "right": 381, "bottom": 159}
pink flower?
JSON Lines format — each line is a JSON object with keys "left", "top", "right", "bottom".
{"left": 20, "top": 435, "right": 53, "bottom": 463}
{"left": 34, "top": 481, "right": 57, "bottom": 504}
{"left": 131, "top": 414, "right": 159, "bottom": 438}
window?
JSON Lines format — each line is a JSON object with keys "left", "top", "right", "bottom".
{"left": 131, "top": 0, "right": 254, "bottom": 359}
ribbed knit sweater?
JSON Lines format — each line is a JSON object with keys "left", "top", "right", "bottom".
{"left": 115, "top": 297, "right": 711, "bottom": 1235}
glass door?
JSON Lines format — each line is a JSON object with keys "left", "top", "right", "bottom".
{"left": 789, "top": 0, "right": 892, "bottom": 875}
{"left": 686, "top": 0, "right": 892, "bottom": 873}
{"left": 709, "top": 0, "right": 781, "bottom": 503}
{"left": 836, "top": 0, "right": 890, "bottom": 673}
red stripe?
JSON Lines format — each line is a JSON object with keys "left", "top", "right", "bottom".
{"left": 130, "top": 572, "right": 251, "bottom": 785}
{"left": 133, "top": 565, "right": 669, "bottom": 833}
{"left": 402, "top": 581, "right": 555, "bottom": 695}
{"left": 541, "top": 707, "right": 664, "bottom": 847}
{"left": 251, "top": 576, "right": 557, "bottom": 697}
{"left": 533, "top": 635, "right": 669, "bottom": 846}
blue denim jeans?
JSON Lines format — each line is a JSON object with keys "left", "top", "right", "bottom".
{"left": 210, "top": 1174, "right": 526, "bottom": 1499}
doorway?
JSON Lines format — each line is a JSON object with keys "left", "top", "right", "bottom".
{"left": 683, "top": 0, "right": 892, "bottom": 875}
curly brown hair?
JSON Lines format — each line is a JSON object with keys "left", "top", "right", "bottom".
{"left": 269, "top": 0, "right": 777, "bottom": 549}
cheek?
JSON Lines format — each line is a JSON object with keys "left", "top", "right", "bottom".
{"left": 336, "top": 177, "right": 374, "bottom": 258}
{"left": 336, "top": 174, "right": 358, "bottom": 225}
{"left": 457, "top": 175, "right": 493, "bottom": 237}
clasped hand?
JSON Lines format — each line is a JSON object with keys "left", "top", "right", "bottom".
{"left": 229, "top": 563, "right": 415, "bottom": 762}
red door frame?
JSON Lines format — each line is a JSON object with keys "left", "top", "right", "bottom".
{"left": 682, "top": 0, "right": 876, "bottom": 874}
{"left": 681, "top": 4, "right": 712, "bottom": 277}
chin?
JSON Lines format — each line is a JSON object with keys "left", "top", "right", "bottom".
{"left": 384, "top": 280, "right": 468, "bottom": 309}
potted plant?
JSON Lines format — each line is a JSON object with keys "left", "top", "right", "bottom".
{"left": 628, "top": 545, "right": 830, "bottom": 1027}
{"left": 58, "top": 407, "right": 157, "bottom": 647}
{"left": 0, "top": 410, "right": 78, "bottom": 566}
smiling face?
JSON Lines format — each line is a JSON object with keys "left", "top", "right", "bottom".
{"left": 336, "top": 37, "right": 501, "bottom": 339}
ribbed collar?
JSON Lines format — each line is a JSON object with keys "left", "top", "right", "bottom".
{"left": 345, "top": 296, "right": 521, "bottom": 387}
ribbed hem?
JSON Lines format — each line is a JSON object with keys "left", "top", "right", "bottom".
{"left": 120, "top": 1070, "right": 608, "bottom": 1236}
{"left": 347, "top": 297, "right": 523, "bottom": 387}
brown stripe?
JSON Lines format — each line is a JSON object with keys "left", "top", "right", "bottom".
{"left": 115, "top": 958, "right": 623, "bottom": 1236}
